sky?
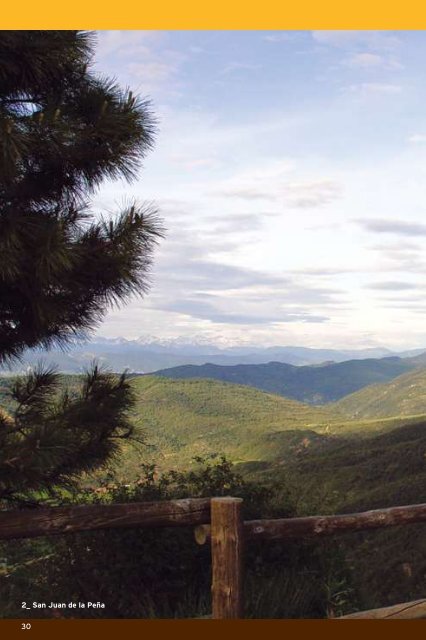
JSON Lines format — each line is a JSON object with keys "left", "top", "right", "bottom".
{"left": 92, "top": 30, "right": 426, "bottom": 350}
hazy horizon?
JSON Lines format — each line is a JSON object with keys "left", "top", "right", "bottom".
{"left": 92, "top": 333, "right": 421, "bottom": 352}
{"left": 27, "top": 332, "right": 426, "bottom": 354}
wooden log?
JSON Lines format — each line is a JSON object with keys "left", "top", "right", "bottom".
{"left": 195, "top": 502, "right": 426, "bottom": 544}
{"left": 0, "top": 498, "right": 211, "bottom": 540}
{"left": 211, "top": 497, "right": 244, "bottom": 619}
{"left": 245, "top": 502, "right": 426, "bottom": 540}
{"left": 339, "top": 599, "right": 426, "bottom": 619}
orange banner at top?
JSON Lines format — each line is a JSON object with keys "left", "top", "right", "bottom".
{"left": 1, "top": 0, "right": 426, "bottom": 29}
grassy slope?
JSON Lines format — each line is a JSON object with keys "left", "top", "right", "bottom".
{"left": 333, "top": 367, "right": 426, "bottom": 419}
{"left": 109, "top": 376, "right": 426, "bottom": 484}
{"left": 123, "top": 376, "right": 337, "bottom": 474}
{"left": 123, "top": 376, "right": 426, "bottom": 522}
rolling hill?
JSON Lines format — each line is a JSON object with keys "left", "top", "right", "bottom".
{"left": 123, "top": 376, "right": 338, "bottom": 473}
{"left": 152, "top": 357, "right": 421, "bottom": 404}
{"left": 3, "top": 372, "right": 423, "bottom": 476}
{"left": 95, "top": 375, "right": 426, "bottom": 481}
{"left": 2, "top": 370, "right": 425, "bottom": 513}
{"left": 333, "top": 367, "right": 426, "bottom": 419}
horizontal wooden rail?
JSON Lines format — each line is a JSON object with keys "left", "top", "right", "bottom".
{"left": 339, "top": 598, "right": 426, "bottom": 619}
{"left": 1, "top": 496, "right": 426, "bottom": 619}
{"left": 0, "top": 498, "right": 211, "bottom": 540}
{"left": 194, "top": 502, "right": 426, "bottom": 544}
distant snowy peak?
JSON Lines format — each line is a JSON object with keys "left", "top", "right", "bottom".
{"left": 92, "top": 336, "right": 131, "bottom": 346}
{"left": 133, "top": 334, "right": 247, "bottom": 350}
{"left": 92, "top": 336, "right": 410, "bottom": 359}
{"left": 93, "top": 334, "right": 251, "bottom": 353}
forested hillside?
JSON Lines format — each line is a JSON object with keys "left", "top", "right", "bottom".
{"left": 1, "top": 371, "right": 426, "bottom": 616}
{"left": 153, "top": 357, "right": 419, "bottom": 404}
{"left": 334, "top": 368, "right": 426, "bottom": 419}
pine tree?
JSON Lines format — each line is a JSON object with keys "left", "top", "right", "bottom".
{"left": 0, "top": 31, "right": 164, "bottom": 505}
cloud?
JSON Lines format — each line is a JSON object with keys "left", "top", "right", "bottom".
{"left": 283, "top": 181, "right": 342, "bottom": 208}
{"left": 292, "top": 266, "right": 356, "bottom": 276}
{"left": 263, "top": 33, "right": 293, "bottom": 43}
{"left": 377, "top": 293, "right": 426, "bottom": 313}
{"left": 345, "top": 52, "right": 383, "bottom": 68}
{"left": 377, "top": 293, "right": 424, "bottom": 302}
{"left": 344, "top": 52, "right": 403, "bottom": 71}
{"left": 218, "top": 178, "right": 343, "bottom": 208}
{"left": 366, "top": 241, "right": 426, "bottom": 273}
{"left": 408, "top": 134, "right": 426, "bottom": 144}
{"left": 168, "top": 153, "right": 219, "bottom": 171}
{"left": 369, "top": 239, "right": 425, "bottom": 264}
{"left": 220, "top": 62, "right": 262, "bottom": 75}
{"left": 203, "top": 213, "right": 266, "bottom": 234}
{"left": 278, "top": 286, "right": 346, "bottom": 306}
{"left": 128, "top": 59, "right": 182, "bottom": 86}
{"left": 220, "top": 187, "right": 267, "bottom": 201}
{"left": 345, "top": 83, "right": 402, "bottom": 96}
{"left": 356, "top": 219, "right": 426, "bottom": 236}
{"left": 155, "top": 258, "right": 285, "bottom": 291}
{"left": 95, "top": 31, "right": 186, "bottom": 97}
{"left": 366, "top": 281, "right": 419, "bottom": 291}
{"left": 95, "top": 31, "right": 162, "bottom": 59}
{"left": 312, "top": 31, "right": 403, "bottom": 79}
{"left": 138, "top": 218, "right": 348, "bottom": 329}
{"left": 369, "top": 241, "right": 421, "bottom": 252}
{"left": 91, "top": 182, "right": 351, "bottom": 333}
{"left": 158, "top": 298, "right": 329, "bottom": 325}
{"left": 311, "top": 31, "right": 400, "bottom": 51}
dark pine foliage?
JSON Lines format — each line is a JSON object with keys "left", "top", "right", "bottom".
{"left": 0, "top": 31, "right": 164, "bottom": 504}
{"left": 0, "top": 365, "right": 138, "bottom": 505}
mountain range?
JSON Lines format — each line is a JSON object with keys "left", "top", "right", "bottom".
{"left": 2, "top": 335, "right": 425, "bottom": 376}
{"left": 152, "top": 353, "right": 426, "bottom": 404}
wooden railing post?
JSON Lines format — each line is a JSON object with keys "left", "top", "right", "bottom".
{"left": 210, "top": 497, "right": 244, "bottom": 619}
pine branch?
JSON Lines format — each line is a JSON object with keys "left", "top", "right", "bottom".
{"left": 0, "top": 31, "right": 161, "bottom": 503}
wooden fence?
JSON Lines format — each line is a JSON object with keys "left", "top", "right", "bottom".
{"left": 1, "top": 497, "right": 426, "bottom": 619}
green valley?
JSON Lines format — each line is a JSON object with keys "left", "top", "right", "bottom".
{"left": 95, "top": 374, "right": 426, "bottom": 610}
{"left": 123, "top": 376, "right": 337, "bottom": 473}
{"left": 2, "top": 371, "right": 426, "bottom": 615}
